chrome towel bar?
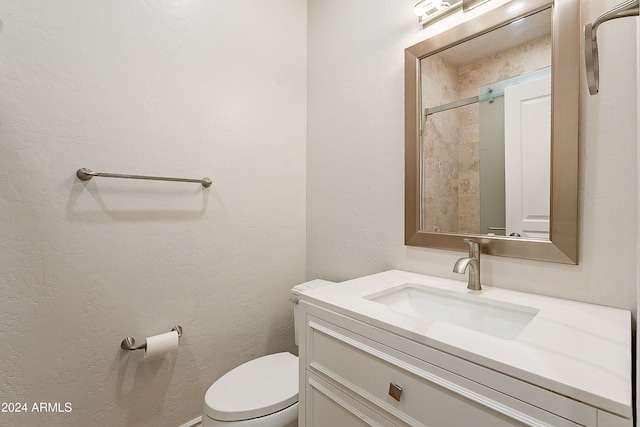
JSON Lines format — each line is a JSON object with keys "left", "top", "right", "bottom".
{"left": 121, "top": 325, "right": 183, "bottom": 351}
{"left": 584, "top": 0, "right": 639, "bottom": 95}
{"left": 76, "top": 168, "right": 212, "bottom": 188}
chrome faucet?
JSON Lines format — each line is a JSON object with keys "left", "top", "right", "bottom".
{"left": 453, "top": 239, "right": 482, "bottom": 290}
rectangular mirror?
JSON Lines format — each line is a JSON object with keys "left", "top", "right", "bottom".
{"left": 405, "top": 0, "right": 580, "bottom": 264}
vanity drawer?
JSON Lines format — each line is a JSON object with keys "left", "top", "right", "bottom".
{"left": 306, "top": 316, "right": 582, "bottom": 427}
{"left": 306, "top": 372, "right": 399, "bottom": 427}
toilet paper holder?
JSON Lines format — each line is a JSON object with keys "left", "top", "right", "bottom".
{"left": 121, "top": 325, "right": 183, "bottom": 351}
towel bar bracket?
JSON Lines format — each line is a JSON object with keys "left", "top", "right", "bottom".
{"left": 585, "top": 0, "right": 639, "bottom": 95}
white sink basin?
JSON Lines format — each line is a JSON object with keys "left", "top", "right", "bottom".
{"left": 365, "top": 283, "right": 539, "bottom": 339}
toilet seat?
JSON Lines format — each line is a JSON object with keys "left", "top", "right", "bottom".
{"left": 204, "top": 352, "right": 298, "bottom": 422}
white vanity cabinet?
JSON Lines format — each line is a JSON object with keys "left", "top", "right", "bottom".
{"left": 297, "top": 271, "right": 633, "bottom": 427}
{"left": 302, "top": 307, "right": 583, "bottom": 426}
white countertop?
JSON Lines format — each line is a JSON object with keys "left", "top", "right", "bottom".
{"left": 300, "top": 270, "right": 632, "bottom": 418}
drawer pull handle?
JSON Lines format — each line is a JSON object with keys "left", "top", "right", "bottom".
{"left": 388, "top": 382, "right": 403, "bottom": 401}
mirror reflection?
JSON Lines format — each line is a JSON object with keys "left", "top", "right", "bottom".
{"left": 419, "top": 9, "right": 552, "bottom": 239}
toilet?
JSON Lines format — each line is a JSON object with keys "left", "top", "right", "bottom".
{"left": 202, "top": 280, "right": 334, "bottom": 427}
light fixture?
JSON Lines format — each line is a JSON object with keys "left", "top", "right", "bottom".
{"left": 413, "top": 0, "right": 465, "bottom": 26}
{"left": 412, "top": 0, "right": 491, "bottom": 26}
{"left": 413, "top": 0, "right": 451, "bottom": 17}
{"left": 462, "top": 0, "right": 491, "bottom": 12}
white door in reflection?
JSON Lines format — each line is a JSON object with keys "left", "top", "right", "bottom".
{"left": 504, "top": 76, "right": 551, "bottom": 239}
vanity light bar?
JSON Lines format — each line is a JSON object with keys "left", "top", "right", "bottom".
{"left": 414, "top": 0, "right": 450, "bottom": 17}
{"left": 415, "top": 0, "right": 462, "bottom": 26}
{"left": 463, "top": 0, "right": 492, "bottom": 12}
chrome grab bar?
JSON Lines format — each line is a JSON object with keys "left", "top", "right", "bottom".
{"left": 584, "top": 0, "right": 639, "bottom": 95}
{"left": 76, "top": 168, "right": 212, "bottom": 188}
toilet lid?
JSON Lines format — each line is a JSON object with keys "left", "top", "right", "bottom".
{"left": 204, "top": 352, "right": 299, "bottom": 422}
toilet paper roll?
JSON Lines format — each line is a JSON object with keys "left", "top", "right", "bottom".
{"left": 143, "top": 330, "right": 179, "bottom": 359}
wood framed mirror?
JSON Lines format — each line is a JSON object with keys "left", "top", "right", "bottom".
{"left": 405, "top": 0, "right": 580, "bottom": 264}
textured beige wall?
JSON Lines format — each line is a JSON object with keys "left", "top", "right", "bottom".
{"left": 0, "top": 2, "right": 307, "bottom": 426}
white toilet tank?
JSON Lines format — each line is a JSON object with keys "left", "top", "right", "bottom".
{"left": 202, "top": 279, "right": 335, "bottom": 427}
{"left": 291, "top": 279, "right": 335, "bottom": 345}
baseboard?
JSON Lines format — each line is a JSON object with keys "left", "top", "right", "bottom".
{"left": 178, "top": 416, "right": 202, "bottom": 427}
